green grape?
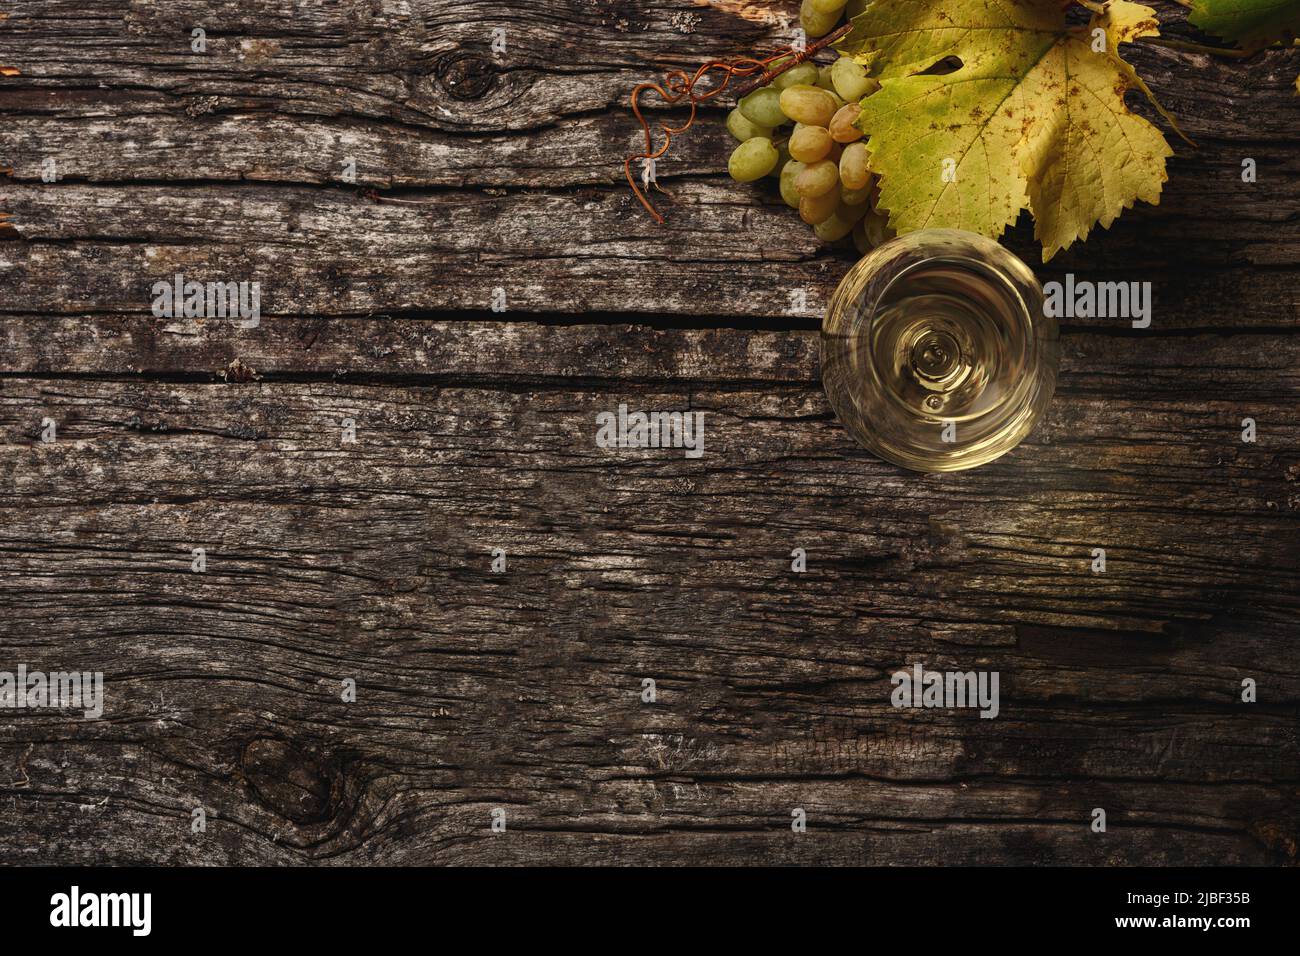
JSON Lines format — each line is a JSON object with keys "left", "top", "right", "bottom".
{"left": 779, "top": 160, "right": 806, "bottom": 208}
{"left": 795, "top": 158, "right": 839, "bottom": 198}
{"left": 799, "top": 0, "right": 841, "bottom": 37}
{"left": 811, "top": 0, "right": 848, "bottom": 12}
{"left": 863, "top": 208, "right": 893, "bottom": 247}
{"left": 726, "top": 108, "right": 773, "bottom": 143}
{"left": 840, "top": 180, "right": 873, "bottom": 207}
{"left": 837, "top": 199, "right": 870, "bottom": 224}
{"left": 828, "top": 102, "right": 862, "bottom": 143}
{"left": 728, "top": 137, "right": 779, "bottom": 182}
{"left": 769, "top": 140, "right": 791, "bottom": 178}
{"left": 789, "top": 124, "right": 832, "bottom": 163}
{"left": 800, "top": 188, "right": 840, "bottom": 225}
{"left": 840, "top": 142, "right": 871, "bottom": 190}
{"left": 779, "top": 84, "right": 837, "bottom": 126}
{"left": 816, "top": 64, "right": 836, "bottom": 91}
{"left": 825, "top": 89, "right": 847, "bottom": 112}
{"left": 739, "top": 87, "right": 787, "bottom": 129}
{"left": 852, "top": 219, "right": 870, "bottom": 255}
{"left": 814, "top": 209, "right": 855, "bottom": 242}
{"left": 831, "top": 56, "right": 875, "bottom": 102}
{"left": 773, "top": 62, "right": 820, "bottom": 91}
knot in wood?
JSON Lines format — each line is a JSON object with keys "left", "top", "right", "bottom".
{"left": 241, "top": 738, "right": 336, "bottom": 825}
{"left": 435, "top": 51, "right": 497, "bottom": 101}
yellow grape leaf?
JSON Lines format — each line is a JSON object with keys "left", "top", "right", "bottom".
{"left": 842, "top": 0, "right": 1177, "bottom": 261}
{"left": 1187, "top": 0, "right": 1300, "bottom": 52}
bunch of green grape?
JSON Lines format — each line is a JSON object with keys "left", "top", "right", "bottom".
{"left": 725, "top": 44, "right": 893, "bottom": 255}
{"left": 800, "top": 0, "right": 867, "bottom": 41}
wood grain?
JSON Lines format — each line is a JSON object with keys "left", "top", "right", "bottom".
{"left": 0, "top": 0, "right": 1297, "bottom": 865}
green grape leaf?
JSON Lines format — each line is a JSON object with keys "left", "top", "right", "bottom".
{"left": 841, "top": 0, "right": 1178, "bottom": 261}
{"left": 1187, "top": 0, "right": 1300, "bottom": 52}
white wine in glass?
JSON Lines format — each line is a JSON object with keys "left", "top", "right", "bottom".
{"left": 821, "top": 229, "right": 1059, "bottom": 473}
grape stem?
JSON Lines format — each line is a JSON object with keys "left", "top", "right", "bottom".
{"left": 1138, "top": 36, "right": 1254, "bottom": 57}
{"left": 731, "top": 23, "right": 855, "bottom": 99}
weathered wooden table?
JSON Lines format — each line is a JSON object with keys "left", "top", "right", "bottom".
{"left": 1, "top": 1, "right": 1297, "bottom": 865}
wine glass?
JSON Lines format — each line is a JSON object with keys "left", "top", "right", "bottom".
{"left": 821, "top": 229, "right": 1059, "bottom": 472}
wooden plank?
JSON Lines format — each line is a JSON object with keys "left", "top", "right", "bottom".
{"left": 3, "top": 180, "right": 1298, "bottom": 325}
{"left": 3, "top": 316, "right": 1300, "bottom": 391}
{"left": 0, "top": 0, "right": 1294, "bottom": 144}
